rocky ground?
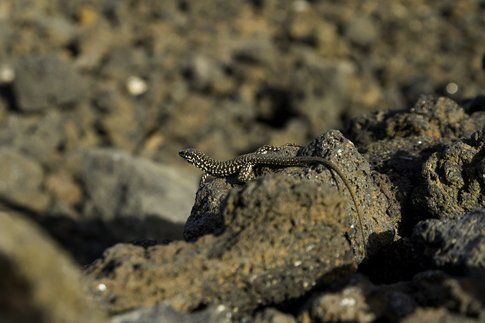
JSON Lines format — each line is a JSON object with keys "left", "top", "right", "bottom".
{"left": 0, "top": 1, "right": 483, "bottom": 322}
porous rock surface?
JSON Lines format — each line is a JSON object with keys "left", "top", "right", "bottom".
{"left": 414, "top": 131, "right": 484, "bottom": 218}
{"left": 299, "top": 271, "right": 484, "bottom": 322}
{"left": 413, "top": 208, "right": 485, "bottom": 271}
{"left": 346, "top": 96, "right": 484, "bottom": 225}
{"left": 88, "top": 178, "right": 356, "bottom": 315}
{"left": 86, "top": 96, "right": 484, "bottom": 321}
{"left": 184, "top": 130, "right": 394, "bottom": 259}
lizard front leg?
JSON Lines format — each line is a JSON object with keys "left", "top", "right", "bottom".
{"left": 198, "top": 173, "right": 211, "bottom": 187}
{"left": 237, "top": 163, "right": 255, "bottom": 182}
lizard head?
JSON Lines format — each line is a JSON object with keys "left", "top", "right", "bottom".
{"left": 178, "top": 148, "right": 199, "bottom": 164}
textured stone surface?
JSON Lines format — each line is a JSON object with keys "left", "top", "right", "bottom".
{"left": 413, "top": 208, "right": 485, "bottom": 271}
{"left": 345, "top": 96, "right": 484, "bottom": 226}
{"left": 300, "top": 271, "right": 484, "bottom": 322}
{"left": 185, "top": 131, "right": 395, "bottom": 261}
{"left": 110, "top": 304, "right": 230, "bottom": 323}
{"left": 87, "top": 179, "right": 356, "bottom": 316}
{"left": 414, "top": 131, "right": 484, "bottom": 218}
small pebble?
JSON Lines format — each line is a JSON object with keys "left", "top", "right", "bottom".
{"left": 126, "top": 76, "right": 148, "bottom": 96}
{"left": 97, "top": 283, "right": 107, "bottom": 292}
{"left": 293, "top": 0, "right": 309, "bottom": 12}
{"left": 445, "top": 82, "right": 458, "bottom": 95}
{"left": 216, "top": 304, "right": 226, "bottom": 313}
{"left": 340, "top": 297, "right": 356, "bottom": 307}
{"left": 0, "top": 65, "right": 15, "bottom": 83}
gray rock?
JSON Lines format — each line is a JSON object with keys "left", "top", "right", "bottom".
{"left": 414, "top": 130, "right": 484, "bottom": 218}
{"left": 110, "top": 304, "right": 230, "bottom": 323}
{"left": 0, "top": 111, "right": 64, "bottom": 165}
{"left": 413, "top": 208, "right": 485, "bottom": 270}
{"left": 35, "top": 14, "right": 77, "bottom": 47}
{"left": 402, "top": 308, "right": 478, "bottom": 323}
{"left": 346, "top": 16, "right": 379, "bottom": 46}
{"left": 13, "top": 54, "right": 87, "bottom": 112}
{"left": 253, "top": 308, "right": 296, "bottom": 323}
{"left": 302, "top": 275, "right": 381, "bottom": 322}
{"left": 344, "top": 96, "right": 483, "bottom": 236}
{"left": 0, "top": 212, "right": 105, "bottom": 323}
{"left": 301, "top": 271, "right": 483, "bottom": 322}
{"left": 0, "top": 147, "right": 49, "bottom": 212}
{"left": 81, "top": 149, "right": 198, "bottom": 231}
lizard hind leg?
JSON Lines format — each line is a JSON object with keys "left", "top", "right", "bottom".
{"left": 256, "top": 143, "right": 302, "bottom": 154}
{"left": 255, "top": 145, "right": 281, "bottom": 154}
{"left": 237, "top": 163, "right": 255, "bottom": 182}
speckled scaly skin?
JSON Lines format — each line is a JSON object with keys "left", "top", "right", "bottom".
{"left": 179, "top": 145, "right": 366, "bottom": 250}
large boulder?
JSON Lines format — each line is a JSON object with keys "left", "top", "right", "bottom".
{"left": 0, "top": 212, "right": 105, "bottom": 323}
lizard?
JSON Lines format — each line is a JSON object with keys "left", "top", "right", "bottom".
{"left": 179, "top": 144, "right": 366, "bottom": 251}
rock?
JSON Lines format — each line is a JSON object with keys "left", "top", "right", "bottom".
{"left": 35, "top": 15, "right": 77, "bottom": 47}
{"left": 110, "top": 304, "right": 230, "bottom": 323}
{"left": 13, "top": 54, "right": 87, "bottom": 112}
{"left": 0, "top": 147, "right": 49, "bottom": 212}
{"left": 301, "top": 271, "right": 484, "bottom": 322}
{"left": 346, "top": 16, "right": 379, "bottom": 47}
{"left": 253, "top": 308, "right": 296, "bottom": 323}
{"left": 301, "top": 277, "right": 380, "bottom": 322}
{"left": 346, "top": 96, "right": 480, "bottom": 147}
{"left": 0, "top": 110, "right": 64, "bottom": 165}
{"left": 182, "top": 174, "right": 232, "bottom": 242}
{"left": 94, "top": 89, "right": 144, "bottom": 152}
{"left": 414, "top": 131, "right": 484, "bottom": 218}
{"left": 184, "top": 54, "right": 225, "bottom": 91}
{"left": 0, "top": 0, "right": 483, "bottom": 320}
{"left": 0, "top": 212, "right": 105, "bottom": 323}
{"left": 413, "top": 208, "right": 485, "bottom": 271}
{"left": 407, "top": 271, "right": 484, "bottom": 319}
{"left": 81, "top": 149, "right": 198, "bottom": 239}
{"left": 185, "top": 131, "right": 394, "bottom": 261}
{"left": 344, "top": 96, "right": 483, "bottom": 225}
{"left": 45, "top": 171, "right": 83, "bottom": 207}
{"left": 87, "top": 177, "right": 356, "bottom": 316}
{"left": 402, "top": 308, "right": 478, "bottom": 323}
{"left": 288, "top": 56, "right": 357, "bottom": 133}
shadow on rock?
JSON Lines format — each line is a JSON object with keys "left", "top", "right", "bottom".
{"left": 32, "top": 214, "right": 185, "bottom": 265}
{"left": 0, "top": 212, "right": 105, "bottom": 323}
{"left": 299, "top": 270, "right": 483, "bottom": 322}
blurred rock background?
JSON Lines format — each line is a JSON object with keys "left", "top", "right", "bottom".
{"left": 0, "top": 0, "right": 483, "bottom": 265}
{"left": 0, "top": 1, "right": 484, "bottom": 322}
